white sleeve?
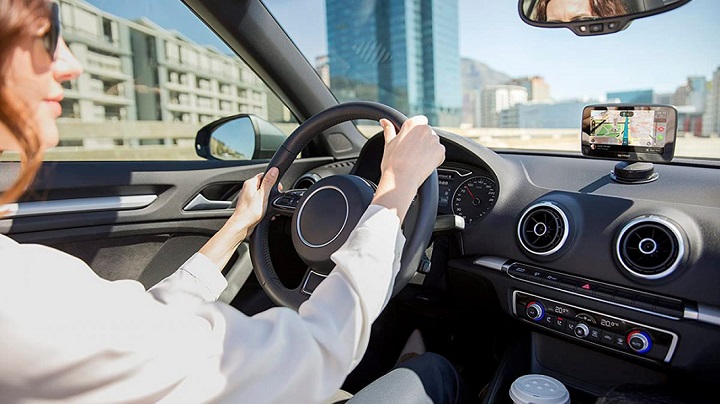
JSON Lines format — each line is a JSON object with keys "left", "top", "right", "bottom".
{"left": 0, "top": 204, "right": 405, "bottom": 404}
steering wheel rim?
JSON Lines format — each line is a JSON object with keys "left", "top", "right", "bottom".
{"left": 249, "top": 101, "right": 438, "bottom": 310}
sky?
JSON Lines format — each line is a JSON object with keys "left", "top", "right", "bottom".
{"left": 87, "top": 0, "right": 720, "bottom": 101}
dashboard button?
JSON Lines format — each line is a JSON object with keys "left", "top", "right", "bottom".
{"left": 575, "top": 281, "right": 598, "bottom": 295}
{"left": 529, "top": 269, "right": 546, "bottom": 283}
{"left": 614, "top": 290, "right": 635, "bottom": 305}
{"left": 613, "top": 335, "right": 626, "bottom": 349}
{"left": 566, "top": 319, "right": 578, "bottom": 335}
{"left": 544, "top": 314, "right": 555, "bottom": 327}
{"left": 508, "top": 265, "right": 532, "bottom": 279}
{"left": 553, "top": 316, "right": 566, "bottom": 331}
{"left": 558, "top": 276, "right": 579, "bottom": 291}
{"left": 542, "top": 273, "right": 561, "bottom": 287}
{"left": 654, "top": 299, "right": 684, "bottom": 318}
{"left": 595, "top": 286, "right": 616, "bottom": 300}
{"left": 634, "top": 294, "right": 657, "bottom": 311}
{"left": 601, "top": 331, "right": 615, "bottom": 346}
{"left": 588, "top": 327, "right": 602, "bottom": 342}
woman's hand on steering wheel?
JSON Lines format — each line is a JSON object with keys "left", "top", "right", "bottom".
{"left": 373, "top": 116, "right": 445, "bottom": 223}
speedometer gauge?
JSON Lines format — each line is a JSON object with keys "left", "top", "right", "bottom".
{"left": 452, "top": 176, "right": 498, "bottom": 224}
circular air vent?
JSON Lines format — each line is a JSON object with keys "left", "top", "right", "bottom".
{"left": 517, "top": 202, "right": 570, "bottom": 256}
{"left": 616, "top": 216, "right": 684, "bottom": 280}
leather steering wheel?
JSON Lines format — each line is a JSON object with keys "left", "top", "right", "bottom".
{"left": 249, "top": 101, "right": 438, "bottom": 310}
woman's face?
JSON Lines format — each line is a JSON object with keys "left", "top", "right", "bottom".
{"left": 546, "top": 0, "right": 594, "bottom": 22}
{"left": 0, "top": 17, "right": 82, "bottom": 151}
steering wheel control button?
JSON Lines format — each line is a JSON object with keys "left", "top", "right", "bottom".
{"left": 627, "top": 331, "right": 653, "bottom": 354}
{"left": 573, "top": 323, "right": 589, "bottom": 339}
{"left": 525, "top": 301, "right": 545, "bottom": 321}
{"left": 301, "top": 271, "right": 328, "bottom": 295}
{"left": 509, "top": 374, "right": 570, "bottom": 404}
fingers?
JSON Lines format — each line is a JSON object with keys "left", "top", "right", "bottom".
{"left": 260, "top": 167, "right": 279, "bottom": 192}
{"left": 379, "top": 119, "right": 396, "bottom": 144}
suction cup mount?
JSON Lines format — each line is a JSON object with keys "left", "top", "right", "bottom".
{"left": 610, "top": 161, "right": 659, "bottom": 184}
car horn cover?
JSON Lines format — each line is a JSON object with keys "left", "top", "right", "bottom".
{"left": 291, "top": 174, "right": 375, "bottom": 273}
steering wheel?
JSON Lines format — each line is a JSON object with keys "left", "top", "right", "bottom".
{"left": 249, "top": 101, "right": 438, "bottom": 311}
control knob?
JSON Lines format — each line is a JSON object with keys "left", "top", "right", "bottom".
{"left": 525, "top": 301, "right": 545, "bottom": 322}
{"left": 627, "top": 330, "right": 652, "bottom": 354}
{"left": 574, "top": 322, "right": 590, "bottom": 339}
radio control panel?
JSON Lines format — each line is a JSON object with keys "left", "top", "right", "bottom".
{"left": 513, "top": 291, "right": 679, "bottom": 363}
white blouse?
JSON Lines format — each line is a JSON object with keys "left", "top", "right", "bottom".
{"left": 0, "top": 204, "right": 405, "bottom": 403}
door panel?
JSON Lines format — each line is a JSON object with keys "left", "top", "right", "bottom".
{"left": 0, "top": 157, "right": 334, "bottom": 290}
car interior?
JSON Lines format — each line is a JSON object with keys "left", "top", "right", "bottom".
{"left": 1, "top": 0, "right": 718, "bottom": 402}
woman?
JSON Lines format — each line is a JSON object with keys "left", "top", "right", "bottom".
{"left": 535, "top": 0, "right": 630, "bottom": 22}
{"left": 0, "top": 1, "right": 467, "bottom": 402}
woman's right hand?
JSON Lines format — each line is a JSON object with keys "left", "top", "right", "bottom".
{"left": 371, "top": 116, "right": 445, "bottom": 222}
{"left": 379, "top": 116, "right": 445, "bottom": 191}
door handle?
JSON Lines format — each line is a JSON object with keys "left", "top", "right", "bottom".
{"left": 184, "top": 194, "right": 232, "bottom": 211}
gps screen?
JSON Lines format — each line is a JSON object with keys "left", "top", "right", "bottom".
{"left": 581, "top": 105, "right": 676, "bottom": 162}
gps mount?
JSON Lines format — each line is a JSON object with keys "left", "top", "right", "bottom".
{"left": 610, "top": 161, "right": 659, "bottom": 184}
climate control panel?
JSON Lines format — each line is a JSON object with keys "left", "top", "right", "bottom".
{"left": 513, "top": 291, "right": 678, "bottom": 363}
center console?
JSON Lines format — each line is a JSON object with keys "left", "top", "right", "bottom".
{"left": 513, "top": 291, "right": 678, "bottom": 363}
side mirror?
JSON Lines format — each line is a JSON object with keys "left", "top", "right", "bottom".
{"left": 518, "top": 0, "right": 691, "bottom": 36}
{"left": 195, "top": 114, "right": 287, "bottom": 160}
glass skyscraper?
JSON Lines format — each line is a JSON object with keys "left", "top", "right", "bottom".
{"left": 326, "top": 0, "right": 461, "bottom": 127}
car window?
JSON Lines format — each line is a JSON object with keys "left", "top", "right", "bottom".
{"left": 0, "top": 0, "right": 298, "bottom": 162}
{"left": 263, "top": 0, "right": 720, "bottom": 160}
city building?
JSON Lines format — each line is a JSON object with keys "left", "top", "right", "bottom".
{"left": 671, "top": 76, "right": 707, "bottom": 136}
{"left": 58, "top": 0, "right": 268, "bottom": 124}
{"left": 606, "top": 89, "right": 654, "bottom": 103}
{"left": 326, "top": 0, "right": 462, "bottom": 126}
{"left": 503, "top": 99, "right": 599, "bottom": 129}
{"left": 480, "top": 85, "right": 528, "bottom": 128}
{"left": 703, "top": 67, "right": 720, "bottom": 137}
{"left": 508, "top": 76, "right": 551, "bottom": 102}
{"left": 315, "top": 55, "right": 330, "bottom": 88}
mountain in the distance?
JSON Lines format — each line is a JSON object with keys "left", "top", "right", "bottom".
{"left": 461, "top": 58, "right": 513, "bottom": 127}
{"left": 462, "top": 57, "right": 512, "bottom": 92}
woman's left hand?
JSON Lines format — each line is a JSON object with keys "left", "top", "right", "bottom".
{"left": 199, "top": 167, "right": 279, "bottom": 269}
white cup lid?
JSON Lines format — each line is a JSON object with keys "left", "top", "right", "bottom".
{"left": 509, "top": 374, "right": 570, "bottom": 404}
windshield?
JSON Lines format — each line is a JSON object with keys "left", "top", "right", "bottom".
{"left": 264, "top": 0, "right": 719, "bottom": 160}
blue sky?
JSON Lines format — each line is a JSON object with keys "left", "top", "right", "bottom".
{"left": 87, "top": 0, "right": 719, "bottom": 101}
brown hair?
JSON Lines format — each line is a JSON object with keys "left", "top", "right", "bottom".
{"left": 535, "top": 0, "right": 630, "bottom": 22}
{"left": 0, "top": 0, "right": 52, "bottom": 206}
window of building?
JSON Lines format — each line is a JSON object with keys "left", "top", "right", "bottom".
{"left": 13, "top": 1, "right": 299, "bottom": 163}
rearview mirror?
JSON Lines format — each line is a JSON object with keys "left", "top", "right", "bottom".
{"left": 518, "top": 0, "right": 691, "bottom": 36}
{"left": 195, "top": 114, "right": 287, "bottom": 160}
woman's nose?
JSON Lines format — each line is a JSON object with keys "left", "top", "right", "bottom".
{"left": 53, "top": 38, "right": 83, "bottom": 82}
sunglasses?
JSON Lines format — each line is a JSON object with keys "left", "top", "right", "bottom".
{"left": 41, "top": 2, "right": 60, "bottom": 60}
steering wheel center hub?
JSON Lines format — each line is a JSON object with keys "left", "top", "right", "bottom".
{"left": 297, "top": 186, "right": 349, "bottom": 248}
{"left": 291, "top": 175, "right": 375, "bottom": 272}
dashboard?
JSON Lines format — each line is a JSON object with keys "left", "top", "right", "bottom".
{"left": 289, "top": 128, "right": 720, "bottom": 383}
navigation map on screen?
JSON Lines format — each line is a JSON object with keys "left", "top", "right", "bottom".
{"left": 588, "top": 109, "right": 668, "bottom": 150}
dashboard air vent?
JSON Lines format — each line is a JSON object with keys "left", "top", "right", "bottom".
{"left": 616, "top": 216, "right": 684, "bottom": 280}
{"left": 293, "top": 173, "right": 320, "bottom": 190}
{"left": 517, "top": 202, "right": 569, "bottom": 256}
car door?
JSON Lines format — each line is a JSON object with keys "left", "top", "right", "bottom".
{"left": 0, "top": 0, "right": 360, "bottom": 304}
